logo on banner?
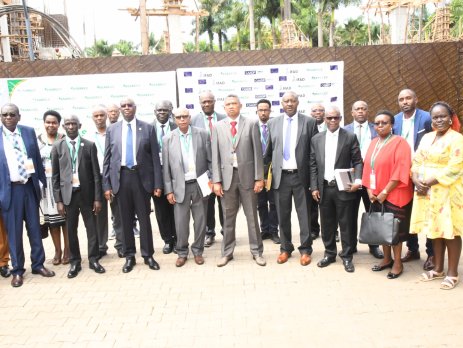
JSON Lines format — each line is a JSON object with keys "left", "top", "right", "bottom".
{"left": 244, "top": 70, "right": 256, "bottom": 75}
{"left": 255, "top": 94, "right": 266, "bottom": 99}
{"left": 186, "top": 104, "right": 194, "bottom": 109}
{"left": 198, "top": 79, "right": 207, "bottom": 85}
{"left": 279, "top": 76, "right": 287, "bottom": 81}
{"left": 254, "top": 78, "right": 265, "bottom": 83}
{"left": 184, "top": 71, "right": 193, "bottom": 77}
{"left": 185, "top": 88, "right": 193, "bottom": 93}
{"left": 265, "top": 85, "right": 273, "bottom": 90}
{"left": 270, "top": 68, "right": 279, "bottom": 73}
{"left": 246, "top": 103, "right": 257, "bottom": 107}
{"left": 330, "top": 65, "right": 338, "bottom": 70}
{"left": 321, "top": 83, "right": 333, "bottom": 87}
{"left": 272, "top": 101, "right": 280, "bottom": 106}
{"left": 241, "top": 87, "right": 252, "bottom": 91}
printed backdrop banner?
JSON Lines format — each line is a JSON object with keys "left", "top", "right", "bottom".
{"left": 177, "top": 61, "right": 344, "bottom": 120}
{"left": 0, "top": 71, "right": 177, "bottom": 135}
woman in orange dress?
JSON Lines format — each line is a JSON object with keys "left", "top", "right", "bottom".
{"left": 362, "top": 110, "right": 414, "bottom": 279}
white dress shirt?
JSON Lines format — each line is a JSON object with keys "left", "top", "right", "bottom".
{"left": 228, "top": 116, "right": 240, "bottom": 168}
{"left": 2, "top": 126, "right": 28, "bottom": 182}
{"left": 401, "top": 110, "right": 416, "bottom": 153}
{"left": 89, "top": 129, "right": 106, "bottom": 174}
{"left": 179, "top": 128, "right": 196, "bottom": 181}
{"left": 354, "top": 121, "right": 372, "bottom": 160}
{"left": 282, "top": 113, "right": 298, "bottom": 170}
{"left": 121, "top": 119, "right": 137, "bottom": 166}
{"left": 324, "top": 128, "right": 339, "bottom": 181}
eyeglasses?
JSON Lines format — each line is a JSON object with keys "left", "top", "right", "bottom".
{"left": 374, "top": 121, "right": 390, "bottom": 126}
{"left": 325, "top": 116, "right": 341, "bottom": 121}
{"left": 120, "top": 103, "right": 134, "bottom": 108}
{"left": 1, "top": 112, "right": 17, "bottom": 117}
{"left": 175, "top": 115, "right": 189, "bottom": 120}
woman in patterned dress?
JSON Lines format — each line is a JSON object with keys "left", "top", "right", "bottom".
{"left": 411, "top": 102, "right": 463, "bottom": 290}
{"left": 38, "top": 110, "right": 69, "bottom": 265}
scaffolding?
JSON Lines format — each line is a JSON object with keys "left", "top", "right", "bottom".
{"left": 7, "top": 10, "right": 43, "bottom": 60}
{"left": 279, "top": 20, "right": 311, "bottom": 48}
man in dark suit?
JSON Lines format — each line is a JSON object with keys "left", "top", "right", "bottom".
{"left": 163, "top": 107, "right": 212, "bottom": 267}
{"left": 393, "top": 89, "right": 434, "bottom": 270}
{"left": 256, "top": 99, "right": 280, "bottom": 244}
{"left": 103, "top": 98, "right": 163, "bottom": 273}
{"left": 212, "top": 94, "right": 266, "bottom": 267}
{"left": 0, "top": 103, "right": 55, "bottom": 287}
{"left": 344, "top": 101, "right": 383, "bottom": 259}
{"left": 51, "top": 115, "right": 104, "bottom": 278}
{"left": 310, "top": 105, "right": 363, "bottom": 273}
{"left": 191, "top": 90, "right": 226, "bottom": 247}
{"left": 264, "top": 91, "right": 318, "bottom": 266}
{"left": 153, "top": 100, "right": 177, "bottom": 254}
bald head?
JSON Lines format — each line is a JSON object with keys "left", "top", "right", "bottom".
{"left": 173, "top": 107, "right": 191, "bottom": 133}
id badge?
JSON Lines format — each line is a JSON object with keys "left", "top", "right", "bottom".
{"left": 232, "top": 152, "right": 238, "bottom": 167}
{"left": 188, "top": 161, "right": 195, "bottom": 173}
{"left": 159, "top": 152, "right": 163, "bottom": 166}
{"left": 72, "top": 173, "right": 80, "bottom": 187}
{"left": 25, "top": 158, "right": 35, "bottom": 174}
{"left": 370, "top": 171, "right": 376, "bottom": 190}
{"left": 45, "top": 160, "right": 52, "bottom": 178}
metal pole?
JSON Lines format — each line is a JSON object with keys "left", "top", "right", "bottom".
{"left": 22, "top": 0, "right": 35, "bottom": 61}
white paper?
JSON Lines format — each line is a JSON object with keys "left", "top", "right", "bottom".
{"left": 334, "top": 168, "right": 354, "bottom": 191}
{"left": 197, "top": 171, "right": 212, "bottom": 197}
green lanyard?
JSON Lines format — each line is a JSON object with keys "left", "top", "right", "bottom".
{"left": 370, "top": 134, "right": 392, "bottom": 170}
{"left": 179, "top": 128, "right": 192, "bottom": 153}
{"left": 66, "top": 136, "right": 81, "bottom": 172}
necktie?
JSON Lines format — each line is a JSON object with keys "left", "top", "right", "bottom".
{"left": 283, "top": 117, "right": 292, "bottom": 161}
{"left": 262, "top": 124, "right": 268, "bottom": 153}
{"left": 161, "top": 124, "right": 166, "bottom": 139}
{"left": 13, "top": 133, "right": 28, "bottom": 182}
{"left": 70, "top": 140, "right": 76, "bottom": 173}
{"left": 207, "top": 116, "right": 213, "bottom": 136}
{"left": 358, "top": 124, "right": 362, "bottom": 144}
{"left": 230, "top": 121, "right": 237, "bottom": 137}
{"left": 126, "top": 123, "right": 134, "bottom": 168}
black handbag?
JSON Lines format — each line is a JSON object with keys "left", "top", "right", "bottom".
{"left": 359, "top": 204, "right": 400, "bottom": 246}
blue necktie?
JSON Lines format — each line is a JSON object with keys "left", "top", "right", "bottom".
{"left": 283, "top": 117, "right": 292, "bottom": 161}
{"left": 126, "top": 123, "right": 134, "bottom": 168}
{"left": 261, "top": 124, "right": 268, "bottom": 153}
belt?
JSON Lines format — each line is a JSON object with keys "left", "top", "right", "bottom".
{"left": 72, "top": 187, "right": 81, "bottom": 192}
{"left": 282, "top": 169, "right": 298, "bottom": 174}
{"left": 11, "top": 180, "right": 27, "bottom": 185}
{"left": 185, "top": 179, "right": 197, "bottom": 184}
{"left": 324, "top": 179, "right": 337, "bottom": 187}
{"left": 121, "top": 166, "right": 138, "bottom": 171}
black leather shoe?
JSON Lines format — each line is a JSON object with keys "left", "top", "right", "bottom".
{"left": 343, "top": 260, "right": 355, "bottom": 273}
{"left": 0, "top": 265, "right": 11, "bottom": 278}
{"left": 123, "top": 257, "right": 136, "bottom": 273}
{"left": 144, "top": 256, "right": 160, "bottom": 270}
{"left": 261, "top": 232, "right": 271, "bottom": 240}
{"left": 162, "top": 242, "right": 174, "bottom": 254}
{"left": 369, "top": 246, "right": 384, "bottom": 259}
{"left": 317, "top": 256, "right": 336, "bottom": 268}
{"left": 270, "top": 234, "right": 281, "bottom": 244}
{"left": 67, "top": 264, "right": 82, "bottom": 278}
{"left": 11, "top": 274, "right": 23, "bottom": 287}
{"left": 116, "top": 249, "right": 124, "bottom": 258}
{"left": 89, "top": 261, "right": 106, "bottom": 274}
{"left": 32, "top": 267, "right": 55, "bottom": 277}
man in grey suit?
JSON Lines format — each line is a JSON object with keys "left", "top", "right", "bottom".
{"left": 264, "top": 91, "right": 318, "bottom": 266}
{"left": 191, "top": 90, "right": 226, "bottom": 247}
{"left": 103, "top": 98, "right": 163, "bottom": 273}
{"left": 51, "top": 115, "right": 104, "bottom": 278}
{"left": 211, "top": 94, "right": 266, "bottom": 267}
{"left": 163, "top": 107, "right": 212, "bottom": 267}
{"left": 310, "top": 105, "right": 363, "bottom": 273}
{"left": 153, "top": 100, "right": 177, "bottom": 255}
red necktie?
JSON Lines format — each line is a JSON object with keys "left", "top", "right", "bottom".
{"left": 230, "top": 121, "right": 237, "bottom": 137}
{"left": 208, "top": 116, "right": 213, "bottom": 135}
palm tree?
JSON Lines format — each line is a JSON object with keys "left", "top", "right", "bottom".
{"left": 114, "top": 40, "right": 139, "bottom": 56}
{"left": 85, "top": 40, "right": 114, "bottom": 57}
{"left": 198, "top": 0, "right": 230, "bottom": 51}
{"left": 293, "top": 0, "right": 318, "bottom": 46}
{"left": 223, "top": 1, "right": 247, "bottom": 50}
{"left": 335, "top": 17, "right": 368, "bottom": 45}
{"left": 256, "top": 0, "right": 281, "bottom": 48}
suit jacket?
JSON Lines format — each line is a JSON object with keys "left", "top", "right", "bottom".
{"left": 264, "top": 113, "right": 318, "bottom": 189}
{"left": 212, "top": 116, "right": 264, "bottom": 190}
{"left": 309, "top": 128, "right": 363, "bottom": 202}
{"left": 51, "top": 137, "right": 102, "bottom": 206}
{"left": 0, "top": 125, "right": 46, "bottom": 211}
{"left": 191, "top": 112, "right": 226, "bottom": 130}
{"left": 162, "top": 127, "right": 212, "bottom": 203}
{"left": 393, "top": 108, "right": 432, "bottom": 151}
{"left": 102, "top": 118, "right": 163, "bottom": 195}
{"left": 344, "top": 121, "right": 377, "bottom": 139}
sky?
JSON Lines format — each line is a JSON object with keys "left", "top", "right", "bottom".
{"left": 24, "top": 0, "right": 366, "bottom": 50}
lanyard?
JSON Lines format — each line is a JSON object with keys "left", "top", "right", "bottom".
{"left": 370, "top": 134, "right": 392, "bottom": 170}
{"left": 179, "top": 128, "right": 192, "bottom": 153}
{"left": 3, "top": 127, "right": 27, "bottom": 154}
{"left": 402, "top": 117, "right": 415, "bottom": 141}
{"left": 65, "top": 136, "right": 81, "bottom": 172}
{"left": 93, "top": 132, "right": 105, "bottom": 156}
{"left": 158, "top": 123, "right": 170, "bottom": 149}
{"left": 357, "top": 123, "right": 368, "bottom": 150}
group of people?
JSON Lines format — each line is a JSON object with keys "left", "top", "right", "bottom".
{"left": 0, "top": 88, "right": 461, "bottom": 290}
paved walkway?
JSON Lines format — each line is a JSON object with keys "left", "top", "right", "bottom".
{"left": 1, "top": 208, "right": 462, "bottom": 348}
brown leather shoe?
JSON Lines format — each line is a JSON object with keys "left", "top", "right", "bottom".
{"left": 401, "top": 250, "right": 420, "bottom": 263}
{"left": 423, "top": 256, "right": 435, "bottom": 271}
{"left": 277, "top": 252, "right": 290, "bottom": 264}
{"left": 175, "top": 257, "right": 187, "bottom": 267}
{"left": 194, "top": 255, "right": 204, "bottom": 265}
{"left": 11, "top": 274, "right": 23, "bottom": 287}
{"left": 31, "top": 267, "right": 55, "bottom": 277}
{"left": 300, "top": 253, "right": 312, "bottom": 266}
